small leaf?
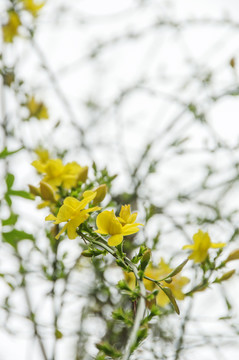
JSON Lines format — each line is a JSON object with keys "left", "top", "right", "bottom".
{"left": 0, "top": 147, "right": 23, "bottom": 159}
{"left": 6, "top": 173, "right": 14, "bottom": 190}
{"left": 2, "top": 229, "right": 34, "bottom": 249}
{"left": 214, "top": 270, "right": 236, "bottom": 283}
{"left": 160, "top": 287, "right": 180, "bottom": 314}
{"left": 163, "top": 259, "right": 188, "bottom": 279}
{"left": 2, "top": 213, "right": 18, "bottom": 226}
{"left": 9, "top": 190, "right": 34, "bottom": 200}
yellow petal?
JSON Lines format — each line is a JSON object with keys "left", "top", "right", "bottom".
{"left": 55, "top": 223, "right": 68, "bottom": 240}
{"left": 210, "top": 242, "right": 226, "bottom": 249}
{"left": 45, "top": 214, "right": 56, "bottom": 221}
{"left": 108, "top": 234, "right": 123, "bottom": 246}
{"left": 96, "top": 210, "right": 115, "bottom": 234}
{"left": 67, "top": 213, "right": 89, "bottom": 239}
{"left": 55, "top": 205, "right": 75, "bottom": 224}
{"left": 122, "top": 224, "right": 140, "bottom": 236}
{"left": 64, "top": 197, "right": 81, "bottom": 209}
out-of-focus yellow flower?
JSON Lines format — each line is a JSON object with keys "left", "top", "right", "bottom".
{"left": 125, "top": 259, "right": 189, "bottom": 307}
{"left": 95, "top": 208, "right": 142, "bottom": 246}
{"left": 118, "top": 204, "right": 142, "bottom": 227}
{"left": 46, "top": 191, "right": 100, "bottom": 240}
{"left": 20, "top": 0, "right": 45, "bottom": 17}
{"left": 32, "top": 156, "right": 88, "bottom": 190}
{"left": 26, "top": 96, "right": 49, "bottom": 120}
{"left": 183, "top": 229, "right": 225, "bottom": 263}
{"left": 2, "top": 11, "right": 21, "bottom": 43}
{"left": 34, "top": 148, "right": 49, "bottom": 163}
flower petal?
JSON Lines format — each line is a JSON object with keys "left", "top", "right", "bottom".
{"left": 55, "top": 223, "right": 68, "bottom": 240}
{"left": 96, "top": 210, "right": 115, "bottom": 234}
{"left": 108, "top": 234, "right": 123, "bottom": 246}
{"left": 211, "top": 242, "right": 226, "bottom": 249}
{"left": 122, "top": 224, "right": 140, "bottom": 236}
{"left": 55, "top": 204, "right": 75, "bottom": 224}
{"left": 67, "top": 213, "right": 89, "bottom": 239}
{"left": 45, "top": 214, "right": 56, "bottom": 221}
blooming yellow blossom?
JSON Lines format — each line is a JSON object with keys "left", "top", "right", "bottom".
{"left": 125, "top": 259, "right": 189, "bottom": 307}
{"left": 118, "top": 204, "right": 142, "bottom": 226}
{"left": 32, "top": 157, "right": 88, "bottom": 190}
{"left": 46, "top": 191, "right": 100, "bottom": 240}
{"left": 20, "top": 0, "right": 45, "bottom": 17}
{"left": 183, "top": 229, "right": 226, "bottom": 263}
{"left": 26, "top": 97, "right": 49, "bottom": 120}
{"left": 95, "top": 208, "right": 142, "bottom": 246}
{"left": 2, "top": 11, "right": 21, "bottom": 43}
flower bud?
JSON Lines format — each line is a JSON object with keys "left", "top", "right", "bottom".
{"left": 93, "top": 184, "right": 107, "bottom": 205}
{"left": 77, "top": 166, "right": 88, "bottom": 183}
{"left": 225, "top": 249, "right": 239, "bottom": 263}
{"left": 40, "top": 181, "right": 56, "bottom": 202}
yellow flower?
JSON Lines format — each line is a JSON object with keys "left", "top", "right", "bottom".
{"left": 34, "top": 148, "right": 49, "bottom": 163}
{"left": 118, "top": 204, "right": 142, "bottom": 226}
{"left": 125, "top": 259, "right": 189, "bottom": 307}
{"left": 26, "top": 96, "right": 49, "bottom": 120}
{"left": 2, "top": 11, "right": 21, "bottom": 43}
{"left": 32, "top": 157, "right": 88, "bottom": 190}
{"left": 95, "top": 209, "right": 142, "bottom": 246}
{"left": 183, "top": 229, "right": 226, "bottom": 263}
{"left": 46, "top": 191, "right": 100, "bottom": 240}
{"left": 20, "top": 0, "right": 45, "bottom": 17}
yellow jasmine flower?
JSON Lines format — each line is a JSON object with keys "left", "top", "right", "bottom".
{"left": 46, "top": 191, "right": 100, "bottom": 240}
{"left": 95, "top": 209, "right": 142, "bottom": 246}
{"left": 26, "top": 96, "right": 49, "bottom": 120}
{"left": 34, "top": 148, "right": 49, "bottom": 163}
{"left": 32, "top": 157, "right": 88, "bottom": 190}
{"left": 2, "top": 11, "right": 21, "bottom": 43}
{"left": 183, "top": 229, "right": 226, "bottom": 263}
{"left": 118, "top": 204, "right": 142, "bottom": 226}
{"left": 20, "top": 0, "right": 45, "bottom": 17}
{"left": 125, "top": 259, "right": 189, "bottom": 307}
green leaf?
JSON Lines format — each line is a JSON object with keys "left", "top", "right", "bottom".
{"left": 160, "top": 287, "right": 180, "bottom": 314}
{"left": 9, "top": 190, "right": 34, "bottom": 200}
{"left": 2, "top": 213, "right": 18, "bottom": 226}
{"left": 162, "top": 259, "right": 188, "bottom": 280}
{"left": 6, "top": 173, "right": 14, "bottom": 190}
{"left": 96, "top": 342, "right": 121, "bottom": 358}
{"left": 0, "top": 147, "right": 23, "bottom": 159}
{"left": 2, "top": 229, "right": 34, "bottom": 249}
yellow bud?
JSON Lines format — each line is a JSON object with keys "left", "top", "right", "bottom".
{"left": 225, "top": 249, "right": 239, "bottom": 263}
{"left": 216, "top": 269, "right": 236, "bottom": 282}
{"left": 40, "top": 181, "right": 56, "bottom": 202}
{"left": 77, "top": 166, "right": 88, "bottom": 183}
{"left": 28, "top": 184, "right": 40, "bottom": 196}
{"left": 93, "top": 184, "right": 107, "bottom": 205}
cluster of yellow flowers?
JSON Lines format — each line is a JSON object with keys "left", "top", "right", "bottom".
{"left": 31, "top": 150, "right": 143, "bottom": 245}
{"left": 31, "top": 152, "right": 233, "bottom": 314}
{"left": 2, "top": 1, "right": 45, "bottom": 43}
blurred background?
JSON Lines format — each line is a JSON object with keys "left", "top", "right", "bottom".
{"left": 1, "top": 0, "right": 239, "bottom": 359}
